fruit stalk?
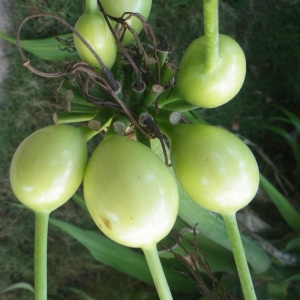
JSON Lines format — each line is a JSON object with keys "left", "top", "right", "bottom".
{"left": 85, "top": 0, "right": 98, "bottom": 12}
{"left": 142, "top": 245, "right": 173, "bottom": 300}
{"left": 34, "top": 211, "right": 50, "bottom": 300}
{"left": 223, "top": 213, "right": 257, "bottom": 300}
{"left": 203, "top": 0, "right": 219, "bottom": 71}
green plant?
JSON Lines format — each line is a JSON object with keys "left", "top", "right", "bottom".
{"left": 4, "top": 0, "right": 260, "bottom": 298}
{"left": 9, "top": 124, "right": 90, "bottom": 299}
{"left": 2, "top": 0, "right": 300, "bottom": 299}
{"left": 265, "top": 105, "right": 300, "bottom": 188}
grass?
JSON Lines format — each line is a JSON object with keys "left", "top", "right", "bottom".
{"left": 1, "top": 0, "right": 300, "bottom": 299}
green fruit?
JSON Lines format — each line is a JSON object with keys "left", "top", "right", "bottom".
{"left": 176, "top": 34, "right": 246, "bottom": 108}
{"left": 83, "top": 134, "right": 179, "bottom": 248}
{"left": 74, "top": 1, "right": 117, "bottom": 69}
{"left": 10, "top": 125, "right": 87, "bottom": 212}
{"left": 100, "top": 0, "right": 152, "bottom": 45}
{"left": 160, "top": 124, "right": 259, "bottom": 214}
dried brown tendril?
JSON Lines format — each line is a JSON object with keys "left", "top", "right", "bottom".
{"left": 166, "top": 225, "right": 238, "bottom": 299}
{"left": 16, "top": 6, "right": 172, "bottom": 163}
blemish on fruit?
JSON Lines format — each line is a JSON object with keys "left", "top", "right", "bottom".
{"left": 101, "top": 216, "right": 112, "bottom": 230}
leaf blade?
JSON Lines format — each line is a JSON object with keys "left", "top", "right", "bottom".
{"left": 0, "top": 30, "right": 77, "bottom": 61}
{"left": 260, "top": 174, "right": 300, "bottom": 232}
{"left": 49, "top": 218, "right": 196, "bottom": 293}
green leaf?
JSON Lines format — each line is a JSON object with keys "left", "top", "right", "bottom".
{"left": 49, "top": 218, "right": 197, "bottom": 293}
{"left": 285, "top": 237, "right": 300, "bottom": 252}
{"left": 0, "top": 282, "right": 34, "bottom": 294}
{"left": 67, "top": 288, "right": 96, "bottom": 300}
{"left": 0, "top": 30, "right": 77, "bottom": 61}
{"left": 277, "top": 105, "right": 300, "bottom": 135}
{"left": 285, "top": 274, "right": 300, "bottom": 282}
{"left": 265, "top": 124, "right": 300, "bottom": 164}
{"left": 260, "top": 174, "right": 300, "bottom": 232}
{"left": 72, "top": 192, "right": 88, "bottom": 212}
{"left": 72, "top": 192, "right": 235, "bottom": 274}
{"left": 265, "top": 124, "right": 300, "bottom": 185}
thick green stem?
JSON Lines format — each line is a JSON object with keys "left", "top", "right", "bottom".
{"left": 203, "top": 0, "right": 219, "bottom": 71}
{"left": 222, "top": 213, "right": 257, "bottom": 300}
{"left": 53, "top": 112, "right": 96, "bottom": 124}
{"left": 85, "top": 0, "right": 98, "bottom": 12}
{"left": 34, "top": 211, "right": 50, "bottom": 300}
{"left": 142, "top": 245, "right": 173, "bottom": 300}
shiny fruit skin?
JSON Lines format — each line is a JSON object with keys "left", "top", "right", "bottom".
{"left": 100, "top": 0, "right": 152, "bottom": 45}
{"left": 74, "top": 9, "right": 117, "bottom": 69}
{"left": 83, "top": 134, "right": 179, "bottom": 248}
{"left": 176, "top": 34, "right": 246, "bottom": 108}
{"left": 163, "top": 124, "right": 259, "bottom": 214}
{"left": 10, "top": 124, "right": 87, "bottom": 212}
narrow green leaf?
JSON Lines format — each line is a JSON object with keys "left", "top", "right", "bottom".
{"left": 268, "top": 116, "right": 295, "bottom": 124}
{"left": 285, "top": 237, "right": 300, "bottom": 252}
{"left": 277, "top": 105, "right": 300, "bottom": 135}
{"left": 0, "top": 30, "right": 77, "bottom": 61}
{"left": 72, "top": 193, "right": 88, "bottom": 212}
{"left": 0, "top": 282, "right": 34, "bottom": 294}
{"left": 49, "top": 218, "right": 197, "bottom": 293}
{"left": 260, "top": 174, "right": 300, "bottom": 232}
{"left": 266, "top": 121, "right": 300, "bottom": 187}
{"left": 285, "top": 274, "right": 300, "bottom": 282}
{"left": 67, "top": 288, "right": 96, "bottom": 300}
{"left": 72, "top": 192, "right": 235, "bottom": 274}
{"left": 265, "top": 125, "right": 300, "bottom": 164}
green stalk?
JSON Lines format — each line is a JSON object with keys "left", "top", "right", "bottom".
{"left": 142, "top": 84, "right": 164, "bottom": 107}
{"left": 79, "top": 113, "right": 112, "bottom": 142}
{"left": 34, "top": 211, "right": 50, "bottom": 300}
{"left": 222, "top": 213, "right": 257, "bottom": 300}
{"left": 142, "top": 245, "right": 173, "bottom": 300}
{"left": 53, "top": 112, "right": 96, "bottom": 124}
{"left": 85, "top": 0, "right": 98, "bottom": 12}
{"left": 160, "top": 62, "right": 178, "bottom": 86}
{"left": 68, "top": 103, "right": 100, "bottom": 114}
{"left": 203, "top": 0, "right": 219, "bottom": 71}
